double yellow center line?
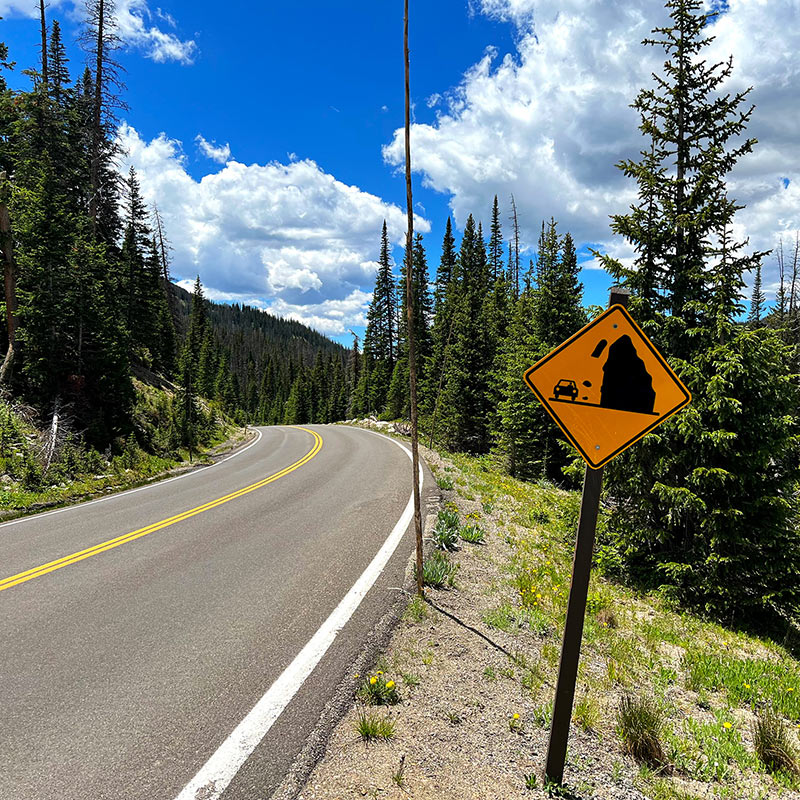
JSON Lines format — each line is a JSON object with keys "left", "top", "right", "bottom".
{"left": 0, "top": 427, "right": 323, "bottom": 594}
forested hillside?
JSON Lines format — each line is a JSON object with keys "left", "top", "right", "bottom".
{"left": 0, "top": 1, "right": 349, "bottom": 467}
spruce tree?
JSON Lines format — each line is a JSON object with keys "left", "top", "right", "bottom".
{"left": 355, "top": 221, "right": 397, "bottom": 414}
{"left": 748, "top": 262, "right": 765, "bottom": 327}
{"left": 598, "top": 0, "right": 800, "bottom": 619}
{"left": 436, "top": 214, "right": 493, "bottom": 452}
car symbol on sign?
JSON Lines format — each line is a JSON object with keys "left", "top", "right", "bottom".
{"left": 553, "top": 379, "right": 578, "bottom": 402}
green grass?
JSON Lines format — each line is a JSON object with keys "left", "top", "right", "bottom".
{"left": 684, "top": 652, "right": 800, "bottom": 721}
{"left": 574, "top": 694, "right": 601, "bottom": 733}
{"left": 402, "top": 595, "right": 427, "bottom": 623}
{"left": 752, "top": 706, "right": 800, "bottom": 778}
{"left": 355, "top": 710, "right": 395, "bottom": 742}
{"left": 666, "top": 710, "right": 756, "bottom": 781}
{"left": 459, "top": 523, "right": 486, "bottom": 544}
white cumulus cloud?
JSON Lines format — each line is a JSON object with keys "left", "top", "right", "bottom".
{"left": 118, "top": 124, "right": 429, "bottom": 336}
{"left": 384, "top": 0, "right": 800, "bottom": 293}
{"left": 115, "top": 0, "right": 196, "bottom": 64}
{"left": 195, "top": 135, "right": 231, "bottom": 164}
{"left": 0, "top": 0, "right": 195, "bottom": 64}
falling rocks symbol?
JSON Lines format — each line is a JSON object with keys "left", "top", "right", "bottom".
{"left": 600, "top": 335, "right": 655, "bottom": 414}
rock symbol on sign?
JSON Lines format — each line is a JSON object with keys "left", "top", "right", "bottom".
{"left": 523, "top": 304, "right": 691, "bottom": 469}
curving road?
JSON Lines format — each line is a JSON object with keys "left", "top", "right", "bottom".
{"left": 0, "top": 425, "right": 432, "bottom": 800}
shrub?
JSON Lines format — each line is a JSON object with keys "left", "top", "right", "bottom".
{"left": 616, "top": 694, "right": 668, "bottom": 768}
{"left": 753, "top": 707, "right": 799, "bottom": 777}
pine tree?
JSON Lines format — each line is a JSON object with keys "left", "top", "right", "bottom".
{"left": 497, "top": 221, "right": 584, "bottom": 480}
{"left": 436, "top": 214, "right": 493, "bottom": 452}
{"left": 489, "top": 195, "right": 503, "bottom": 282}
{"left": 748, "top": 262, "right": 765, "bottom": 327}
{"left": 424, "top": 219, "right": 459, "bottom": 420}
{"left": 598, "top": 0, "right": 800, "bottom": 619}
{"left": 386, "top": 233, "right": 431, "bottom": 419}
{"left": 356, "top": 221, "right": 397, "bottom": 414}
{"left": 47, "top": 21, "right": 70, "bottom": 106}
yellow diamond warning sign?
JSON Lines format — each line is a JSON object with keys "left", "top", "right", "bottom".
{"left": 523, "top": 305, "right": 691, "bottom": 469}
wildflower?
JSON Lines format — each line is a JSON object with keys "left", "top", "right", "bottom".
{"left": 536, "top": 593, "right": 542, "bottom": 599}
{"left": 513, "top": 713, "right": 520, "bottom": 720}
{"left": 386, "top": 680, "right": 395, "bottom": 689}
{"left": 377, "top": 670, "right": 383, "bottom": 675}
{"left": 789, "top": 687, "right": 795, "bottom": 692}
{"left": 370, "top": 677, "right": 377, "bottom": 685}
{"left": 744, "top": 683, "right": 750, "bottom": 689}
{"left": 354, "top": 674, "right": 360, "bottom": 679}
{"left": 723, "top": 722, "right": 732, "bottom": 730}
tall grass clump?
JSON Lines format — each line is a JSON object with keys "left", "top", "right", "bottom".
{"left": 616, "top": 694, "right": 668, "bottom": 769}
{"left": 753, "top": 707, "right": 799, "bottom": 777}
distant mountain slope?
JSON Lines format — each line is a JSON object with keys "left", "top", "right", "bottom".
{"left": 168, "top": 281, "right": 346, "bottom": 375}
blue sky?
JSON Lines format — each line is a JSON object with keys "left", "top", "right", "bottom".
{"left": 2, "top": 0, "right": 797, "bottom": 342}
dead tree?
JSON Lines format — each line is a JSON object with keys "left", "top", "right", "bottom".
{"left": 0, "top": 172, "right": 17, "bottom": 386}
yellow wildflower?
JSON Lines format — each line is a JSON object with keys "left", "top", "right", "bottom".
{"left": 386, "top": 680, "right": 395, "bottom": 689}
{"left": 744, "top": 683, "right": 750, "bottom": 689}
{"left": 354, "top": 674, "right": 359, "bottom": 679}
{"left": 370, "top": 677, "right": 377, "bottom": 685}
{"left": 723, "top": 722, "right": 732, "bottom": 730}
{"left": 789, "top": 687, "right": 795, "bottom": 692}
{"left": 513, "top": 713, "right": 520, "bottom": 720}
{"left": 377, "top": 670, "right": 383, "bottom": 675}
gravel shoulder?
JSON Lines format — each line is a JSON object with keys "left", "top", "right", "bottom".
{"left": 287, "top": 431, "right": 800, "bottom": 800}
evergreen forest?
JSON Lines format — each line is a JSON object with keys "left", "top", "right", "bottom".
{"left": 2, "top": 0, "right": 800, "bottom": 626}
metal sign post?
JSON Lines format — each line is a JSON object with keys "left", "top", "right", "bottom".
{"left": 543, "top": 287, "right": 628, "bottom": 786}
{"left": 521, "top": 285, "right": 691, "bottom": 786}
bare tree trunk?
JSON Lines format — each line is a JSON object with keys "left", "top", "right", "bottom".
{"left": 39, "top": 0, "right": 48, "bottom": 86}
{"left": 154, "top": 205, "right": 171, "bottom": 282}
{"left": 44, "top": 398, "right": 60, "bottom": 471}
{"left": 790, "top": 232, "right": 800, "bottom": 316}
{"left": 0, "top": 172, "right": 17, "bottom": 386}
{"left": 90, "top": 0, "right": 105, "bottom": 230}
{"left": 509, "top": 194, "right": 520, "bottom": 297}
{"left": 403, "top": 0, "right": 424, "bottom": 598}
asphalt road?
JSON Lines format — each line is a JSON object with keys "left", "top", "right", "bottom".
{"left": 0, "top": 424, "right": 432, "bottom": 800}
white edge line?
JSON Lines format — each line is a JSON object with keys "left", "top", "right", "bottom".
{"left": 174, "top": 427, "right": 422, "bottom": 800}
{"left": 0, "top": 428, "right": 265, "bottom": 531}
